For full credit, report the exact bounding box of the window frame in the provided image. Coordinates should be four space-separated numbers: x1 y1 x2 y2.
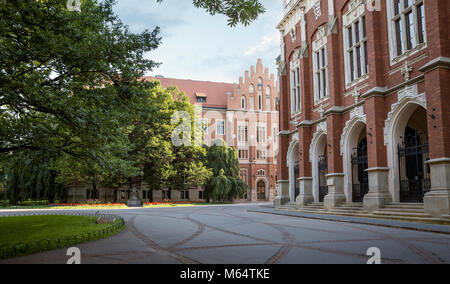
386 0 427 65
216 119 225 136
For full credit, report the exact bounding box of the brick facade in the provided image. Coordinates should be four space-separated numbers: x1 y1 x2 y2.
276 0 450 217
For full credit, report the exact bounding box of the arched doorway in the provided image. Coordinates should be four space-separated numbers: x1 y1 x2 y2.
288 140 300 202
257 180 267 201
351 134 369 202
398 110 430 203
318 142 328 202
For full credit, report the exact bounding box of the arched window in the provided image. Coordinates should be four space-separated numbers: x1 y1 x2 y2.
249 84 255 94
266 86 271 111
258 92 263 110
241 96 246 109
257 170 266 176
257 78 263 90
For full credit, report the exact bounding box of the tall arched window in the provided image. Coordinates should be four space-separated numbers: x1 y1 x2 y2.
266 86 271 111
241 96 246 109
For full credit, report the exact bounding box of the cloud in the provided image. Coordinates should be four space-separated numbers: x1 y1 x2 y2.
244 32 279 56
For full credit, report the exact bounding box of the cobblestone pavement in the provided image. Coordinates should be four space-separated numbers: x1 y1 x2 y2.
1 204 449 264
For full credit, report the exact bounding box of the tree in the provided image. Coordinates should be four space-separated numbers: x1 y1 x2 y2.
0 0 263 200
0 0 161 160
204 143 248 202
157 0 265 27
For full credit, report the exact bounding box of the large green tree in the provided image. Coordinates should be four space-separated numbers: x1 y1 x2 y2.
0 0 264 200
204 143 248 202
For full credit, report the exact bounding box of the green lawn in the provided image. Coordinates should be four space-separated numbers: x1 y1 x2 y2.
0 215 125 258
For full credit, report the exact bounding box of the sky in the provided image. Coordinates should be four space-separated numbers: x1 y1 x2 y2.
113 0 283 83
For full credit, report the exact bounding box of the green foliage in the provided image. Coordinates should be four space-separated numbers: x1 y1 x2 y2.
157 0 265 27
0 0 260 199
204 143 248 202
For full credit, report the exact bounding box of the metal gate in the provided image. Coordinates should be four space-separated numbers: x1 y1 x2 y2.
351 139 369 202
318 155 328 202
398 128 431 203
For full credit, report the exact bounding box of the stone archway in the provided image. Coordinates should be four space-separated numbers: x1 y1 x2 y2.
341 109 367 203
287 137 299 203
310 122 328 202
384 85 427 203
257 179 268 201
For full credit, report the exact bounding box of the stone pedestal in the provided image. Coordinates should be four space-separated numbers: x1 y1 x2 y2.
363 168 392 213
127 198 142 207
296 177 314 208
275 180 290 208
127 187 142 207
324 173 346 210
424 159 450 218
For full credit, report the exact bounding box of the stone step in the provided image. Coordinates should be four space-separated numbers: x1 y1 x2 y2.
334 206 365 211
340 203 364 207
442 215 450 220
378 208 426 214
373 211 432 218
385 203 424 209
329 209 369 215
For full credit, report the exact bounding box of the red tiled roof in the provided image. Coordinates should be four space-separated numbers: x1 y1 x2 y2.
143 77 234 109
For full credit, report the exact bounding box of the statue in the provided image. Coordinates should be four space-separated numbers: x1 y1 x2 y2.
127 186 142 207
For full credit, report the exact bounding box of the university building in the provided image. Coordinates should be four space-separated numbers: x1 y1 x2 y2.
146 59 279 203
275 0 450 218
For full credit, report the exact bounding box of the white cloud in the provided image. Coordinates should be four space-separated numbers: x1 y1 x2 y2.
244 31 279 56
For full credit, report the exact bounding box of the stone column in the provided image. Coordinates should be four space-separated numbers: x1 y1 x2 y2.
324 173 346 210
420 56 450 217
362 93 391 211
296 177 314 208
424 159 450 218
363 168 392 213
275 180 290 207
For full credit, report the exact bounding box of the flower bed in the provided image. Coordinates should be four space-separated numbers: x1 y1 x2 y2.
143 201 208 208
49 203 128 209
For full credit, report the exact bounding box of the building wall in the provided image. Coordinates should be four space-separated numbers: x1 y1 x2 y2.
276 0 450 216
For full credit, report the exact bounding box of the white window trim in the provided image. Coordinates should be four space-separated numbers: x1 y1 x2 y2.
237 121 248 146
312 26 329 103
386 0 427 66
343 1 369 88
216 120 225 136
290 58 301 115
256 123 267 145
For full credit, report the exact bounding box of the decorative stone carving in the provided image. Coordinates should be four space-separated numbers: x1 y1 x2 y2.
310 121 327 162
341 107 366 155
352 88 360 104
384 84 426 145
313 25 327 51
343 0 365 26
400 62 413 81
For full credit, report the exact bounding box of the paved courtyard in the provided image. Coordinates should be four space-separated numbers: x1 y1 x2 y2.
1 204 449 264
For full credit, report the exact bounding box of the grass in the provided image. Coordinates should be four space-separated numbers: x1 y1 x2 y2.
0 215 125 258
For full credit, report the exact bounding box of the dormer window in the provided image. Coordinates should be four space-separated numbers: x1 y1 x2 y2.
196 92 207 103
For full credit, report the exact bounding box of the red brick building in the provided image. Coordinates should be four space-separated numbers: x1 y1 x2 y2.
148 59 279 202
275 0 450 218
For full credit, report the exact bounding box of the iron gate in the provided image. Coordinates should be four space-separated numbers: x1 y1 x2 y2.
398 128 431 203
351 139 369 202
318 155 328 202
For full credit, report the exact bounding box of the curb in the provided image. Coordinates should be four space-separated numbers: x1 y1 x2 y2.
248 207 450 235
